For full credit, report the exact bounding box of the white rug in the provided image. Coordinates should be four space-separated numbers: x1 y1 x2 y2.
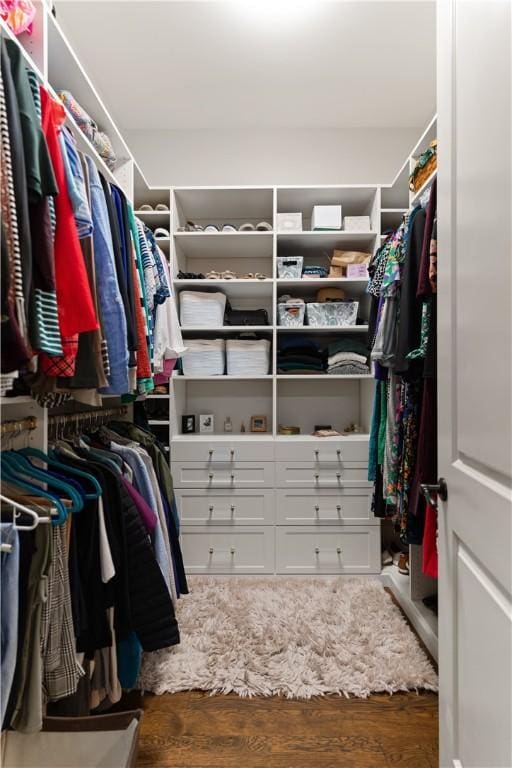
139 576 438 699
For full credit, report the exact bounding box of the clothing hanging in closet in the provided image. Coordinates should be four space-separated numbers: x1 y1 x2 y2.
367 180 438 577
1 418 187 734
0 38 186 403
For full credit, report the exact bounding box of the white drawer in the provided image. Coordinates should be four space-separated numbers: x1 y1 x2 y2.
181 526 274 574
276 488 377 525
275 438 369 464
172 461 275 488
171 440 274 463
276 526 380 574
176 489 275 526
276 462 369 488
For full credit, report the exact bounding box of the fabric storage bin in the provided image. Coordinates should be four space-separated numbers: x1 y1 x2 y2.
311 205 342 230
277 257 303 278
182 339 225 376
226 339 271 376
344 216 371 231
180 291 226 327
278 301 305 327
306 301 359 327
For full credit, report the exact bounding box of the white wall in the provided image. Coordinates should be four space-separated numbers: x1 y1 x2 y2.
124 126 421 188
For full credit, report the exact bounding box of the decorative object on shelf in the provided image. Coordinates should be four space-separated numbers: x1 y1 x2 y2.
302 265 329 279
314 424 332 431
58 91 117 170
199 414 214 434
182 414 196 434
330 250 371 277
313 428 342 437
277 256 303 278
346 263 369 278
343 215 371 231
250 415 267 433
223 416 233 433
276 213 302 233
311 205 342 231
306 300 359 327
278 425 300 435
409 140 437 192
315 287 346 303
240 422 246 433
343 422 364 434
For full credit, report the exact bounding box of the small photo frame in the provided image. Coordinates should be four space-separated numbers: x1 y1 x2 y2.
182 414 196 434
199 414 215 434
250 415 267 433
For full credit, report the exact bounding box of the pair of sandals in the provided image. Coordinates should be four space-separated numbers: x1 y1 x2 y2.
138 203 169 212
206 270 267 280
178 221 272 233
153 227 170 239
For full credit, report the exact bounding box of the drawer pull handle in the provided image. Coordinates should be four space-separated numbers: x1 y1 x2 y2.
314 505 320 513
209 505 214 513
230 449 235 459
314 473 319 480
336 547 342 555
208 473 214 480
230 505 236 513
230 547 236 555
315 546 320 554
230 473 235 481
208 450 213 459
209 547 214 554
336 449 341 458
336 473 341 480
336 505 341 512
314 450 319 458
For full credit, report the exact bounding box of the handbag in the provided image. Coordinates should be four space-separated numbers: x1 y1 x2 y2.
224 306 269 326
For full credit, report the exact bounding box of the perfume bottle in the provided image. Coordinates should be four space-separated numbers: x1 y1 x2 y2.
240 421 246 433
224 416 233 433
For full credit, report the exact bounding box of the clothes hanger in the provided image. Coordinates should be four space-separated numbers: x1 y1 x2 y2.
0 493 52 530
1 452 83 514
0 467 68 525
19 445 103 500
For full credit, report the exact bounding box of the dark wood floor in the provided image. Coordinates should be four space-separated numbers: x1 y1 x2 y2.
136 690 438 768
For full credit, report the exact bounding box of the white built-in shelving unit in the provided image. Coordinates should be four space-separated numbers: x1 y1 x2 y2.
0 3 437 656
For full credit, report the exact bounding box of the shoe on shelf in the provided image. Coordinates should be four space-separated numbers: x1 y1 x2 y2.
382 549 393 567
397 553 410 575
239 222 255 232
155 203 169 211
255 221 272 231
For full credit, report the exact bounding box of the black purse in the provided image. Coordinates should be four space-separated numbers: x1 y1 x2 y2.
224 304 269 326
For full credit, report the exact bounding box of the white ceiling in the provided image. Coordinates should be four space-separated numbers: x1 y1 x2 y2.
56 0 436 132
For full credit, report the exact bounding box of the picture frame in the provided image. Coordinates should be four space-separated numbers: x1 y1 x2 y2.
182 414 196 434
199 414 214 434
250 415 267 433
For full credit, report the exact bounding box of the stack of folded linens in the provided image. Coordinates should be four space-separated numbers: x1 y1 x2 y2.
327 338 370 375
277 337 325 374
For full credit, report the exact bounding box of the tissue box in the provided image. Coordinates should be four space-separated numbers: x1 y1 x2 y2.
277 213 302 233
311 205 342 231
346 263 369 278
344 215 371 231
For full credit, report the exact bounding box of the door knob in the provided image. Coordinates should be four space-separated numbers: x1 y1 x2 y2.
421 478 448 509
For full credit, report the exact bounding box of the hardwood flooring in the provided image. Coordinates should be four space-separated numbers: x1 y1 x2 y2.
136 690 439 768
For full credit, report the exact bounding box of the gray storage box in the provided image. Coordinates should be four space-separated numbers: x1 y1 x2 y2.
278 302 305 327
306 300 359 327
277 256 303 279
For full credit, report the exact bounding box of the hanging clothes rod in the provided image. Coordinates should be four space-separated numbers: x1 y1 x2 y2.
0 417 38 437
47 405 129 434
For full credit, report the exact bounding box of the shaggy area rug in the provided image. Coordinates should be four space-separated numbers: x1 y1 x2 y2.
138 576 438 699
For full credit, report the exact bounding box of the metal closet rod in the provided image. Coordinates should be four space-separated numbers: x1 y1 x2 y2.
0 417 38 437
47 405 129 431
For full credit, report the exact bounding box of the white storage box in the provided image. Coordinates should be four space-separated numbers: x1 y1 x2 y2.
180 291 226 328
277 301 305 327
226 339 271 376
311 205 342 231
277 256 303 278
182 339 225 376
277 213 303 233
344 216 371 231
306 300 359 327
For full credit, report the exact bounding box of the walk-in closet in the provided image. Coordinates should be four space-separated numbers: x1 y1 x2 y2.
1 2 510 767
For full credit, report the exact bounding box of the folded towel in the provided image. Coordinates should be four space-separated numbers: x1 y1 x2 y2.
328 351 368 367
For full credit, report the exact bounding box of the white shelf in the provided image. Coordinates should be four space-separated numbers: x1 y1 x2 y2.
277 325 369 333
275 433 370 442
134 210 170 227
174 376 273 381
381 565 438 661
174 231 271 237
174 232 273 260
180 326 271 333
172 433 272 442
277 232 377 252
174 279 272 299
276 375 373 380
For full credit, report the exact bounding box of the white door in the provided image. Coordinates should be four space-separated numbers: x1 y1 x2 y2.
437 1 512 766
